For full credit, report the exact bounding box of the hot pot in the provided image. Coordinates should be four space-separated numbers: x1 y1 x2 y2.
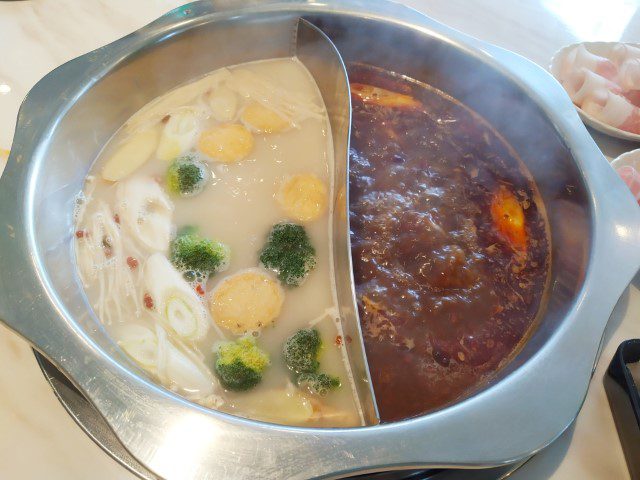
1 1 639 479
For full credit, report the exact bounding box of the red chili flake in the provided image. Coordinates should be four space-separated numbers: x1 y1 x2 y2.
113 213 120 224
143 293 154 309
161 114 171 124
335 335 343 346
75 230 86 238
346 335 353 344
126 256 139 270
104 247 113 259
195 284 205 296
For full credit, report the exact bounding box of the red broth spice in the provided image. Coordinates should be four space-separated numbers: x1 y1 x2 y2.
348 65 550 422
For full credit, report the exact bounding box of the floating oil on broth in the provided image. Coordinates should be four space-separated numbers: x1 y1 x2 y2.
348 64 550 422
74 58 362 427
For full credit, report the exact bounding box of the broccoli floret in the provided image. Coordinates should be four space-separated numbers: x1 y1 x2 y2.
282 328 321 374
170 233 230 276
297 372 341 396
259 222 316 287
166 154 208 197
283 329 341 397
214 337 270 391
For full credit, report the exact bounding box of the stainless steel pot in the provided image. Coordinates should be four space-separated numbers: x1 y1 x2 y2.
1 1 639 479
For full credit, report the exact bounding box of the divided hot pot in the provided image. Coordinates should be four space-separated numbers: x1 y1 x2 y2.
1 1 640 478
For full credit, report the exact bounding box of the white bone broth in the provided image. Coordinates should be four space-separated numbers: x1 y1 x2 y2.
74 58 362 427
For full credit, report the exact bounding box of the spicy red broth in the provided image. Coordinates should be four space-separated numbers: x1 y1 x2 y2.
348 65 550 422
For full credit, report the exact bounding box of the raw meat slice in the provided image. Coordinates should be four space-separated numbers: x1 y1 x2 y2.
612 44 640 65
561 45 618 81
564 68 620 105
619 59 640 91
624 90 640 108
582 92 640 134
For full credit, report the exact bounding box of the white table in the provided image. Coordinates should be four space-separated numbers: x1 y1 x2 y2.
0 1 638 478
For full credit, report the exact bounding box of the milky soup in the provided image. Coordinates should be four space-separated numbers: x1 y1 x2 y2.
74 58 363 427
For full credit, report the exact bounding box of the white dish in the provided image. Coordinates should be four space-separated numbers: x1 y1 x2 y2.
611 148 640 169
549 41 640 142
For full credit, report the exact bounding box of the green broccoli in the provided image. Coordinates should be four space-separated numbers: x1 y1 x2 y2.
282 328 321 375
170 233 230 276
282 329 341 396
259 222 316 287
296 372 341 396
166 154 208 197
214 337 270 391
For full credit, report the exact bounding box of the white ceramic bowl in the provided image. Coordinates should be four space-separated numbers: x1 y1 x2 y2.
549 41 640 142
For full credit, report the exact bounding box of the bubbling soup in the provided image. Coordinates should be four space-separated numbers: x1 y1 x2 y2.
74 58 363 427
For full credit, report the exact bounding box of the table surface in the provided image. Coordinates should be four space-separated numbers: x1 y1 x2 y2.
1 1 639 479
